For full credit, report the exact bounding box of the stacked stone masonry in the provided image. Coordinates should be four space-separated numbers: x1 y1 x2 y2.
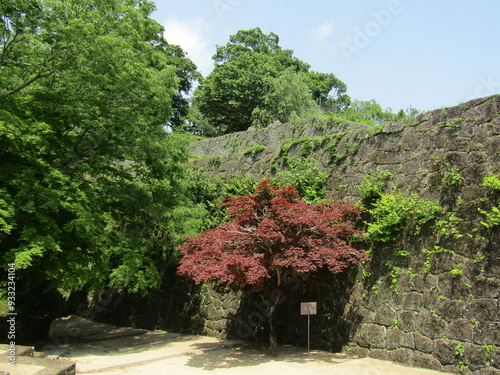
189 95 500 375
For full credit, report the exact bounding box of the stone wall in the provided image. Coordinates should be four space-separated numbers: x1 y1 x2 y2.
189 95 500 375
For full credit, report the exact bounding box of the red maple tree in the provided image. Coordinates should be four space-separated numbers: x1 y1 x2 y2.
177 180 366 348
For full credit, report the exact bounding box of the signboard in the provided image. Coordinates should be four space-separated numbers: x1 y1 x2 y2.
300 302 317 315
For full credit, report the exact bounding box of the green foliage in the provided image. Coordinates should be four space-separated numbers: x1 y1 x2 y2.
359 169 393 204
478 173 500 228
441 164 464 186
251 68 320 127
434 211 463 239
479 206 500 228
243 144 266 156
451 268 463 277
332 99 418 125
483 173 500 190
366 190 442 242
188 170 258 231
191 27 348 135
272 156 327 203
0 0 204 303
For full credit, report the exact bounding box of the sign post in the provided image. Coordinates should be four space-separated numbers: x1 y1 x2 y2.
300 302 317 354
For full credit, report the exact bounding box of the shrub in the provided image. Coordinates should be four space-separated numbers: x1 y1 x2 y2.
366 190 442 242
273 156 327 203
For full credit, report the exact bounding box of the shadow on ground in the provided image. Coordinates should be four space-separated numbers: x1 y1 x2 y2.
185 341 348 371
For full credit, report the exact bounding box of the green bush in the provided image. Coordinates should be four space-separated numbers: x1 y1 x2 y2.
441 164 464 186
359 169 393 203
366 190 442 242
243 144 266 156
483 173 500 190
479 173 500 228
273 156 327 204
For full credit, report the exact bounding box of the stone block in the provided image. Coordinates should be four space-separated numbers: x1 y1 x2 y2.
353 324 387 349
412 351 444 372
403 292 424 311
446 319 474 342
438 272 473 300
474 322 500 346
416 310 448 339
434 338 457 366
388 347 414 366
413 274 438 293
423 289 442 310
464 342 489 371
436 299 465 321
348 346 370 358
472 278 500 299
414 332 435 353
398 311 418 333
373 303 397 326
386 328 415 350
369 348 390 361
465 300 500 322
473 367 500 375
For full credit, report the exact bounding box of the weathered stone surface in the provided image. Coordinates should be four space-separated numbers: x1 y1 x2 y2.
464 343 489 371
353 324 387 349
386 328 415 350
403 292 425 311
446 319 474 342
412 351 444 372
464 300 500 322
398 311 418 333
388 347 414 366
439 272 474 300
372 303 397 326
492 347 500 370
423 290 442 310
474 322 500 345
416 310 448 339
414 332 435 353
434 338 457 366
437 299 465 322
348 346 370 358
472 278 500 299
474 367 500 375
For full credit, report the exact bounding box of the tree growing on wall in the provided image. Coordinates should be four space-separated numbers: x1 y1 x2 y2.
177 180 367 348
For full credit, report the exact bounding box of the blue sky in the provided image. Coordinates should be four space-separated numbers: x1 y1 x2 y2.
152 0 500 113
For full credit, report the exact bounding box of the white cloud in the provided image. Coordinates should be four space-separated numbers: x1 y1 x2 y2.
163 17 214 75
310 22 337 42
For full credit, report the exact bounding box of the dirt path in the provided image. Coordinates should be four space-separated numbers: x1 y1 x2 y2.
45 316 453 375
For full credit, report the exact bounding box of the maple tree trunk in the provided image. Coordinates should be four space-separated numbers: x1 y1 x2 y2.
266 296 281 350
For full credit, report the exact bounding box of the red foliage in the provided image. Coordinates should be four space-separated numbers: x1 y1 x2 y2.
177 180 367 291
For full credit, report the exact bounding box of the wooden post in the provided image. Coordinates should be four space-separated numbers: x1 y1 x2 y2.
300 302 317 355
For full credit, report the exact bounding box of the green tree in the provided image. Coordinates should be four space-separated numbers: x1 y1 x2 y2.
191 27 349 135
0 0 202 341
251 69 320 127
193 50 282 134
308 71 350 112
164 44 202 130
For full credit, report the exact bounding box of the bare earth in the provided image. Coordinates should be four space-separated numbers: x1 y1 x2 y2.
44 316 453 375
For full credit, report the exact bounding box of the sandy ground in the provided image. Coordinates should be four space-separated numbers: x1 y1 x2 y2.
44 316 453 375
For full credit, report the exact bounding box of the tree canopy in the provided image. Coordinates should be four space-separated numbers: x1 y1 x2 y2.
190 28 349 135
0 0 203 319
178 180 366 347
